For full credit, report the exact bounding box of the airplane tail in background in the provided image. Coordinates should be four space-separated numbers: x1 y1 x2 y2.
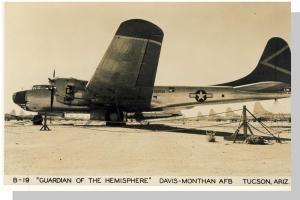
253 102 273 115
218 37 291 87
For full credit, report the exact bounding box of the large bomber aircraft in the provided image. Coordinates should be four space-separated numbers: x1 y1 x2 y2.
12 19 291 127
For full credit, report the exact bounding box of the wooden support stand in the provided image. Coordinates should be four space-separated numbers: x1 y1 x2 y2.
230 105 282 143
231 105 254 142
40 114 51 131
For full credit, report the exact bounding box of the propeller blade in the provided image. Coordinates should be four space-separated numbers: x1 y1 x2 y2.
49 69 56 112
50 87 55 112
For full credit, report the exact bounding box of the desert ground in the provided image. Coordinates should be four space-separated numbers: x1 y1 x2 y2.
4 119 291 176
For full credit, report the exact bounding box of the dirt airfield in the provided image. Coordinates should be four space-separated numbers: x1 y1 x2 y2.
4 119 291 176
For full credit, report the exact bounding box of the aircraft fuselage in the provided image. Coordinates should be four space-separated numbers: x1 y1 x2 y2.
13 83 290 115
11 20 291 124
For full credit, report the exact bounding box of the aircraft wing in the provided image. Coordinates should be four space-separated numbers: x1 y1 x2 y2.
86 19 163 111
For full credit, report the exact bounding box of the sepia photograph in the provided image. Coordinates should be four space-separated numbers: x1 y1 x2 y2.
4 2 291 188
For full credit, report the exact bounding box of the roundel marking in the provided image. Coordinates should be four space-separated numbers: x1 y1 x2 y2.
195 89 207 103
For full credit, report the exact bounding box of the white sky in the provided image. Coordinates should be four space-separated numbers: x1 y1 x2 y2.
4 2 291 114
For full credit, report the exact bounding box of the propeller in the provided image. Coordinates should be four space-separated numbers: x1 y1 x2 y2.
50 86 55 112
48 69 55 83
48 69 56 112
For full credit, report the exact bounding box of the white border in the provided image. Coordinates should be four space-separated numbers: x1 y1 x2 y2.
0 0 298 196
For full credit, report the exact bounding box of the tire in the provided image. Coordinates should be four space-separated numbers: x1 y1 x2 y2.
32 114 43 125
106 121 126 127
105 110 125 126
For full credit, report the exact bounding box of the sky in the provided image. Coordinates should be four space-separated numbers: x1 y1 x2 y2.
4 2 291 115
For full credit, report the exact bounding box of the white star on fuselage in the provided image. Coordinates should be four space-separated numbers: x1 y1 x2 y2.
196 91 206 100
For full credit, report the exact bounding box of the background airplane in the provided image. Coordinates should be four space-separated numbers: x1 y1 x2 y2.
207 109 225 122
12 19 291 126
252 102 291 122
224 107 241 122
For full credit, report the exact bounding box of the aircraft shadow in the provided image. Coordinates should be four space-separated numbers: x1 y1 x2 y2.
123 123 291 142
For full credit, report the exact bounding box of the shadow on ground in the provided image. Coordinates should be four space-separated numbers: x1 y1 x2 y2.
121 123 290 142
8 120 289 142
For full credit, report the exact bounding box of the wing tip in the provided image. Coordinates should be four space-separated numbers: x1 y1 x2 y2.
116 19 164 43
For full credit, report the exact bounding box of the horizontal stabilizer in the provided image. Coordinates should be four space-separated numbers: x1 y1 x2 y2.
233 81 290 92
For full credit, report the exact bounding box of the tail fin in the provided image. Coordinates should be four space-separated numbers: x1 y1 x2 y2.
253 102 272 115
225 107 239 117
87 19 163 91
86 19 163 110
218 37 291 87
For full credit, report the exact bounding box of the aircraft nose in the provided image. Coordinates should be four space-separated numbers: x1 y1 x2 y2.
12 91 27 105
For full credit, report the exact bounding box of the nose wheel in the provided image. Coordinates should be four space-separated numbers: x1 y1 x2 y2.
40 114 51 131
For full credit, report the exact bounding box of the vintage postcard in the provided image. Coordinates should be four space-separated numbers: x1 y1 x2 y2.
4 2 291 189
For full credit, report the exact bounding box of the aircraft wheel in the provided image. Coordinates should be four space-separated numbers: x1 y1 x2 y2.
109 112 119 122
32 114 43 125
106 111 124 121
105 111 125 126
106 121 126 126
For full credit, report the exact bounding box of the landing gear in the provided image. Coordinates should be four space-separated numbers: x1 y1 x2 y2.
40 114 51 131
32 114 43 125
105 111 126 126
133 112 144 122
